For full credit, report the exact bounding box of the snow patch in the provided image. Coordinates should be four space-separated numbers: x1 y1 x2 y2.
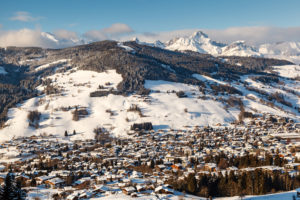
161 64 175 73
117 42 135 52
192 73 226 85
272 65 300 78
35 59 70 71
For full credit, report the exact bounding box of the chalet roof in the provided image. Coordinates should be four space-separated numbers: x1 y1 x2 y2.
47 177 64 185
74 177 91 185
123 186 135 192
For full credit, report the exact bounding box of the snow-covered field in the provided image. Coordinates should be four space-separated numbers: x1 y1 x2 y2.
272 64 300 78
0 69 238 142
25 188 299 200
96 190 298 200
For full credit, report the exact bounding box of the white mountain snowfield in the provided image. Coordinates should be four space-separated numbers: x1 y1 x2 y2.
259 41 300 64
165 31 224 55
221 40 262 57
164 32 262 57
154 31 300 64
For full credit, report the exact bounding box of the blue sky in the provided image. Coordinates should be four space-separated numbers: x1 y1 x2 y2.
1 0 300 47
1 0 300 33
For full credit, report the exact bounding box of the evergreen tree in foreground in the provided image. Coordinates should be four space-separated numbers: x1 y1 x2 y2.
0 172 25 200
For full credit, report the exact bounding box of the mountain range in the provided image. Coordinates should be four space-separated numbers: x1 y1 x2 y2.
38 31 300 64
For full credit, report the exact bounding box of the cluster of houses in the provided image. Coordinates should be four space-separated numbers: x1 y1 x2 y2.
0 114 299 199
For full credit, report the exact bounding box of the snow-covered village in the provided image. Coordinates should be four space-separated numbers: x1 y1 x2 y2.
0 113 299 199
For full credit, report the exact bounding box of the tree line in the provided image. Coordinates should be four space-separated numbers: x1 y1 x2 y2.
168 169 299 198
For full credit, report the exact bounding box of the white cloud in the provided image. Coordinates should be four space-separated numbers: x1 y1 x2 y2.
10 11 40 22
101 23 133 34
122 26 300 46
53 29 78 40
120 29 198 43
0 29 59 48
84 23 134 41
203 26 300 46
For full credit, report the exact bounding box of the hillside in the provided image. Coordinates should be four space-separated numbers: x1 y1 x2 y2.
0 40 299 141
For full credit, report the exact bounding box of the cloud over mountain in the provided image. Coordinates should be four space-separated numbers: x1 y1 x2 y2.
203 26 300 46
0 29 59 48
0 25 300 52
120 26 300 46
84 23 134 41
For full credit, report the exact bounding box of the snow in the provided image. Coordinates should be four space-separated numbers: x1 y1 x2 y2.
135 31 300 61
0 58 299 142
192 73 226 85
165 31 224 55
161 64 175 73
117 42 135 52
221 41 261 57
0 69 122 141
259 42 300 64
144 80 236 128
158 31 261 57
0 66 7 75
35 59 70 71
90 192 204 200
228 74 299 121
41 32 59 43
272 64 300 78
0 69 237 142
88 189 300 200
216 190 298 200
26 188 61 200
23 187 300 200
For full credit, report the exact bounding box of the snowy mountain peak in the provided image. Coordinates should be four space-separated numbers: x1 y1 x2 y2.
164 30 223 55
190 31 209 40
129 32 300 63
232 40 246 44
41 32 59 44
221 40 261 57
40 32 86 48
131 37 140 43
161 31 263 57
153 40 165 48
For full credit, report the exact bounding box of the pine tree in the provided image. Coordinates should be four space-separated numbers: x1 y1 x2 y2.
0 172 23 200
31 178 36 187
150 159 155 169
186 174 197 194
1 173 14 200
64 130 68 137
